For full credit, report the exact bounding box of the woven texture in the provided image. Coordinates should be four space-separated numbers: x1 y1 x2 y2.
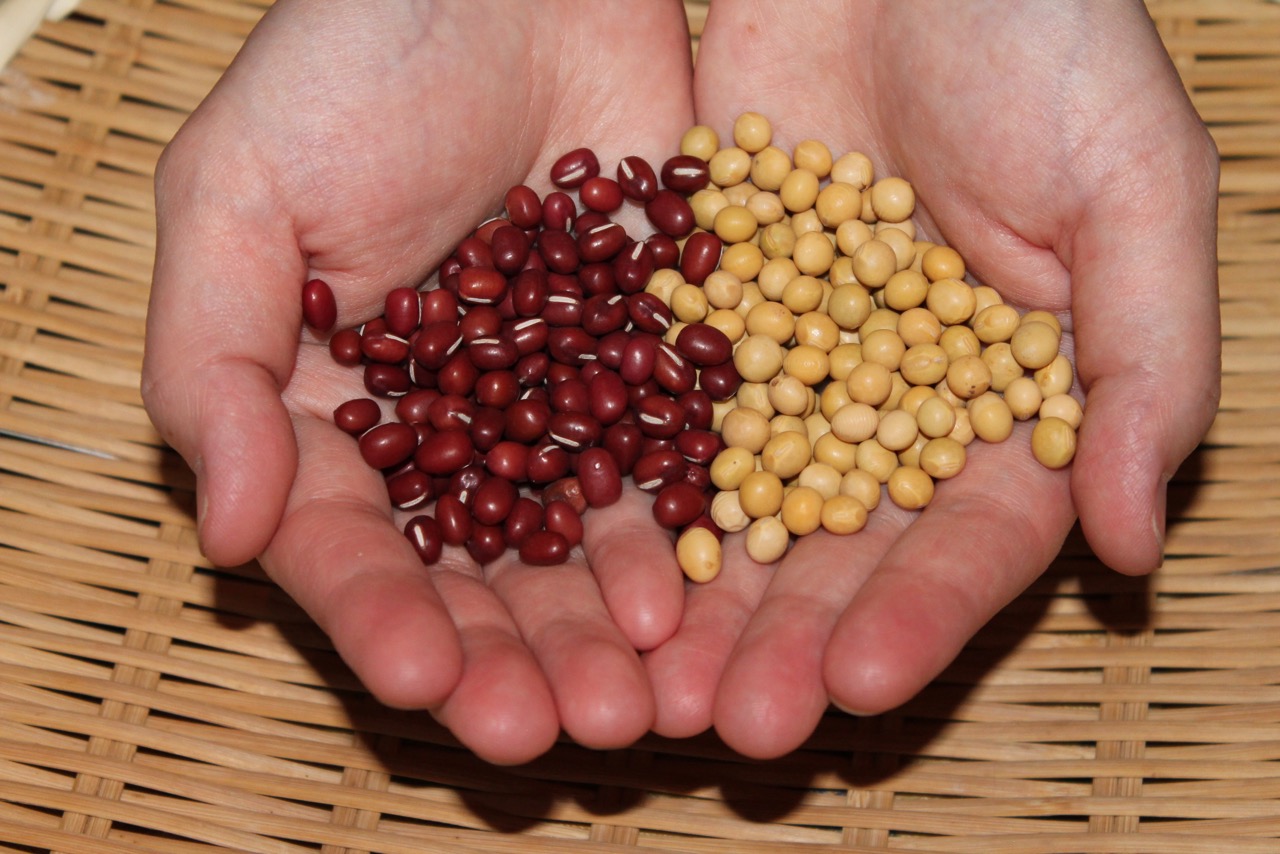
0 1 1277 851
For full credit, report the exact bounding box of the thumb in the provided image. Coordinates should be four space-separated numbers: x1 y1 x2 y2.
143 130 304 567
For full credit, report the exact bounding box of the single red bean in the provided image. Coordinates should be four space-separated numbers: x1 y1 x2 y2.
435 351 479 397
436 494 472 546
577 222 627 263
542 293 584 327
457 267 507 304
508 317 549 357
626 383 660 415
684 463 711 491
358 422 419 470
632 449 687 493
519 529 571 566
404 515 444 565
644 189 695 237
677 389 714 430
679 231 723 285
334 398 381 436
505 184 542 229
395 388 440 424
675 428 724 465
635 394 686 439
491 225 531 276
581 294 629 337
542 475 587 513
550 377 591 414
602 421 644 476
448 463 488 506
696 359 743 401
642 437 676 456
459 305 502 341
613 240 655 294
547 328 597 366
595 330 630 370
505 398 552 443
653 481 707 529
676 322 733 366
538 230 580 274
383 287 421 337
361 330 411 365
469 406 506 452
545 361 578 385
471 476 518 526
580 176 623 213
619 336 657 386
541 191 577 231
577 262 616 298
516 351 550 387
302 278 337 332
574 210 610 237
527 442 572 484
329 328 362 366
485 440 530 482
475 370 520 408
512 268 549 317
653 343 696 395
413 428 474 475
543 499 584 547
627 292 673 333
455 235 493 269
387 468 434 511
588 368 628 426
426 392 476 432
547 411 602 451
646 233 680 269
364 363 411 398
660 154 711 193
408 360 437 390
617 155 658 202
420 288 460 325
468 337 519 371
413 320 463 370
504 497 545 548
576 447 623 508
467 524 507 565
550 147 600 188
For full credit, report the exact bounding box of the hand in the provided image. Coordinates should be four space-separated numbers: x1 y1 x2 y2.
644 0 1220 757
142 0 700 764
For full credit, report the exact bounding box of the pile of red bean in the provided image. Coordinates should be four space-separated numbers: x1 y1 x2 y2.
303 147 740 567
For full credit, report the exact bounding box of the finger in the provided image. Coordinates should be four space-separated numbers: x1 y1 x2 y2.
143 125 307 567
485 555 655 751
262 413 463 710
643 535 772 739
1069 114 1220 574
710 506 914 759
582 489 685 651
425 567 561 765
823 424 1076 716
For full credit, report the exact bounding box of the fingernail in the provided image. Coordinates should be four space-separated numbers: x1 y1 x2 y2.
830 697 874 717
1152 473 1169 559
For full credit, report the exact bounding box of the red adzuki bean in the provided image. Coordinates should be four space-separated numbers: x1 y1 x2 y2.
302 278 337 332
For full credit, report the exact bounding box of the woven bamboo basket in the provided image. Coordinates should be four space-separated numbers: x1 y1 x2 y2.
0 1 1277 851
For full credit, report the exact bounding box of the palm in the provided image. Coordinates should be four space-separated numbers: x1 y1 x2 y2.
145 0 699 763
643 0 1218 757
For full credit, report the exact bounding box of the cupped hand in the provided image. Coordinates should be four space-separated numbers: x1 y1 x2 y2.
645 0 1220 757
141 0 698 763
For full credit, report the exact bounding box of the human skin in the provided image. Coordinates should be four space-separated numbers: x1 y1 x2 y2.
644 0 1220 758
143 0 1219 764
